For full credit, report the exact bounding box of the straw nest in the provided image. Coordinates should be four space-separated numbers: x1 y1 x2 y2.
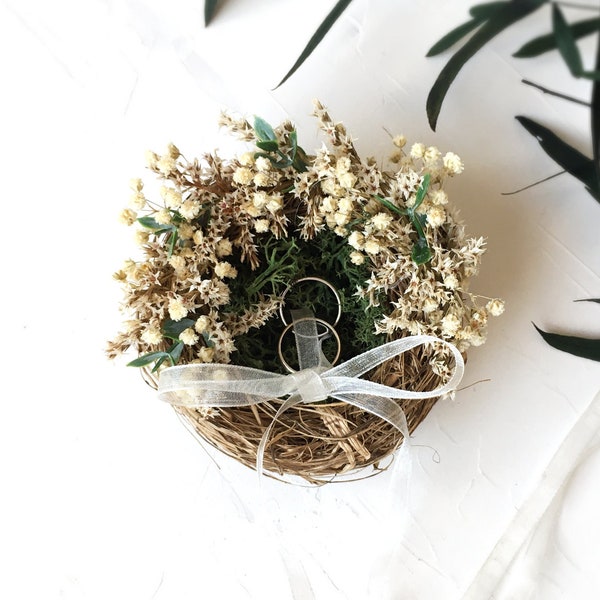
148 344 449 485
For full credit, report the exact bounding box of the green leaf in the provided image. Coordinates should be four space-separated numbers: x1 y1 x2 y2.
516 116 600 200
469 1 509 19
204 0 219 26
275 0 354 89
254 116 277 142
426 0 547 131
513 17 600 58
552 4 584 77
414 173 431 209
137 216 173 233
162 318 195 340
373 194 407 216
534 324 600 362
256 140 279 152
575 298 600 304
411 239 433 265
592 30 600 186
169 341 185 364
127 351 172 368
427 18 483 57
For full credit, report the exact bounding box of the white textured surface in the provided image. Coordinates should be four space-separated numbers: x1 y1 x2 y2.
1 1 599 598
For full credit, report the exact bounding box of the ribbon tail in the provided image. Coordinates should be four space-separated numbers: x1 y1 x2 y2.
256 393 303 480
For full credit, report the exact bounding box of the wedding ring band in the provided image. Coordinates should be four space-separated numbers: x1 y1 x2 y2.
279 276 342 327
277 317 342 373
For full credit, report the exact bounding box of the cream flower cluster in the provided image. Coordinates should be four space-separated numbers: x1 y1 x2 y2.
108 101 503 376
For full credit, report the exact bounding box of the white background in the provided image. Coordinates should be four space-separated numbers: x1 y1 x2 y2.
1 1 599 598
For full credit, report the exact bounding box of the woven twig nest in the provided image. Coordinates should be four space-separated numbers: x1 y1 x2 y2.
108 101 503 483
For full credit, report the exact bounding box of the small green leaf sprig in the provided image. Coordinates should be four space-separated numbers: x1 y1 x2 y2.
375 173 433 265
253 116 309 172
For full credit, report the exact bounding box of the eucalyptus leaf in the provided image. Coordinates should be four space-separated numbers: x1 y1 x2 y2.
552 4 584 76
169 341 185 364
414 173 431 208
513 17 600 58
137 216 173 232
254 116 277 142
275 0 353 89
256 140 279 152
534 324 600 362
204 0 219 26
162 318 196 340
127 351 171 368
426 0 546 131
411 239 433 265
516 116 600 200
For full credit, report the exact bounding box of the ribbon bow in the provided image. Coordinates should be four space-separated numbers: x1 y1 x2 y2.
158 323 465 477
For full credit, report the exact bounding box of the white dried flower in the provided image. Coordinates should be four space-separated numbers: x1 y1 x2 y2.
233 167 254 185
195 315 211 333
239 152 255 166
255 156 271 172
348 231 364 250
119 208 137 226
350 251 365 265
441 313 461 337
129 178 144 192
338 171 357 189
180 328 199 346
443 152 464 175
254 219 270 233
168 297 188 321
141 327 162 345
129 192 146 210
410 143 426 159
427 206 446 228
214 262 237 279
486 298 505 317
253 172 271 187
216 239 233 257
431 189 448 205
424 146 441 163
393 135 406 148
145 150 159 169
179 201 201 220
155 209 171 225
167 143 180 159
198 347 215 363
157 154 177 176
364 238 382 255
444 274 460 290
371 212 393 230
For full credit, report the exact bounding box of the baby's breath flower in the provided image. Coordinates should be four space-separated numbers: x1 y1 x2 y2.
113 269 127 282
253 191 268 209
338 197 354 214
266 194 283 214
129 178 144 192
161 187 182 209
155 209 172 225
334 225 347 236
129 192 146 210
178 223 194 240
321 178 343 197
393 135 406 148
410 143 426 159
322 196 337 213
214 261 237 279
180 327 199 346
431 189 448 205
198 346 215 363
443 274 459 290
348 231 364 250
169 255 186 272
254 219 270 233
255 156 271 172
239 152 255 166
424 146 441 163
233 166 253 185
179 200 201 220
193 230 204 245
349 251 365 265
335 156 351 174
168 297 188 321
427 206 446 228
441 313 461 337
253 172 270 187
371 212 393 231
334 211 351 226
195 315 211 333
423 297 438 313
134 230 149 246
157 154 177 176
338 171 357 189
119 208 137 226
443 152 464 175
216 239 233 257
141 327 162 345
167 143 180 159
145 150 159 169
486 298 505 317
364 238 382 255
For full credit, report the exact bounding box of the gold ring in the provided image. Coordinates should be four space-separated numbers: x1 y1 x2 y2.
279 276 342 327
277 317 342 373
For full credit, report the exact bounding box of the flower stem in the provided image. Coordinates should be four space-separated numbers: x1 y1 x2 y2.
522 79 590 106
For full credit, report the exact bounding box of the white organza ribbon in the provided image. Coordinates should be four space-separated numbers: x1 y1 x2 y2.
158 330 464 476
